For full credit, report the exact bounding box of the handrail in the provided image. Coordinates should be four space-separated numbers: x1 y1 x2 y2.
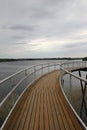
0 65 35 84
0 61 63 129
0 60 87 129
0 62 59 102
60 67 87 83
60 61 87 130
59 76 87 130
0 62 60 117
0 62 59 84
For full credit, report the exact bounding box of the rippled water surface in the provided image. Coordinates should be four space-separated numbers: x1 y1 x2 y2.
63 70 87 125
0 60 61 81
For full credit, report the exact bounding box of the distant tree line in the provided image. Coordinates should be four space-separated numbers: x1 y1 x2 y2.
0 57 82 62
82 57 87 61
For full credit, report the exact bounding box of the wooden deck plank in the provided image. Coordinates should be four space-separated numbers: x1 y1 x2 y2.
56 89 75 130
55 77 83 130
53 89 70 130
49 78 66 130
33 92 40 130
3 90 29 130
58 86 83 130
47 72 67 130
28 89 38 130
50 88 68 130
16 90 34 130
46 89 55 130
23 89 36 130
2 71 84 130
44 88 50 130
39 91 44 130
48 89 60 130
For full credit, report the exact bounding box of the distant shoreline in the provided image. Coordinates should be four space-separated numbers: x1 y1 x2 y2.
0 58 82 62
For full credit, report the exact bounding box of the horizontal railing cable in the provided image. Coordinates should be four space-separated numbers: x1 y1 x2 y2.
0 60 87 129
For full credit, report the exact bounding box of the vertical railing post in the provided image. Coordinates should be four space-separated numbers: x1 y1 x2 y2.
80 74 87 117
34 65 36 80
76 61 78 68
54 63 55 71
63 63 65 69
82 62 83 67
60 68 64 88
73 61 74 68
25 69 27 77
12 92 15 106
85 61 86 67
69 74 72 103
10 77 15 106
48 63 50 73
65 63 66 69
68 63 69 69
41 64 43 76
79 61 81 67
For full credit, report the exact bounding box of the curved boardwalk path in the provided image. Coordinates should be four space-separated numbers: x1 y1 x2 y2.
3 71 84 130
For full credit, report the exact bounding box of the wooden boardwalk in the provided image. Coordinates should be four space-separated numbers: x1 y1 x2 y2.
3 71 84 130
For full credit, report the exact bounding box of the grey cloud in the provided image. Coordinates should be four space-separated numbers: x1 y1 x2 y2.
9 25 35 31
0 24 35 34
12 36 25 40
63 42 87 49
62 44 75 49
15 42 28 45
0 0 87 58
28 0 70 20
0 25 8 29
29 43 40 46
31 8 51 19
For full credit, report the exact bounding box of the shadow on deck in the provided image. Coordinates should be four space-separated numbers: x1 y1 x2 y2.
2 71 84 130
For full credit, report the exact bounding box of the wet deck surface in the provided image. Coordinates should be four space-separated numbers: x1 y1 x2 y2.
3 71 83 130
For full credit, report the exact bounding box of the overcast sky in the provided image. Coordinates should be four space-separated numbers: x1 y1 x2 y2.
0 0 87 58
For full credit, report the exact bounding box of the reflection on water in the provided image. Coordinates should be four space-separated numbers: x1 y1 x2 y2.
63 70 87 125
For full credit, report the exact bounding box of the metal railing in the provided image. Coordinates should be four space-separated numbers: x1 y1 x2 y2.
60 61 87 129
0 62 60 128
0 60 87 129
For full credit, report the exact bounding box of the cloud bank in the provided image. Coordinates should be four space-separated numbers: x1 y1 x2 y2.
0 0 87 58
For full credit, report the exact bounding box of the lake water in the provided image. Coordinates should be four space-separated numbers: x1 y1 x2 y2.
0 60 61 81
63 71 87 126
